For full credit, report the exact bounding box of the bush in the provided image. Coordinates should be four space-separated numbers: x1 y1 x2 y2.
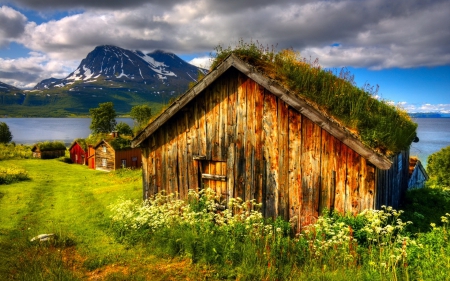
34 141 66 151
0 166 29 184
0 143 32 160
427 145 450 188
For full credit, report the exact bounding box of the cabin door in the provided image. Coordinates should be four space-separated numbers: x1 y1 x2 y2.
198 160 227 202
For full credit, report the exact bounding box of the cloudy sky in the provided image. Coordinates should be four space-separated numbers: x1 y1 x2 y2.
0 0 449 112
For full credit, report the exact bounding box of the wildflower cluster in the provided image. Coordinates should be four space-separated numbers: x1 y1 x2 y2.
109 188 266 239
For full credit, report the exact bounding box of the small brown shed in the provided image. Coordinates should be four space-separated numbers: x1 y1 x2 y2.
132 54 411 228
31 142 66 159
94 139 142 172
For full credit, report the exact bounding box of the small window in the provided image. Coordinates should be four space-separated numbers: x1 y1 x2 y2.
102 145 107 153
102 158 107 167
121 159 126 168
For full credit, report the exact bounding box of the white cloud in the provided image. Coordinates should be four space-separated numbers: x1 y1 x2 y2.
188 56 211 69
0 0 449 87
399 102 450 113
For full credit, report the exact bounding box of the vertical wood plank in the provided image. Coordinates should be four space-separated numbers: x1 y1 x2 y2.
278 99 289 220
288 108 302 231
155 130 163 194
198 90 207 158
263 92 279 218
347 149 361 215
141 146 149 200
235 73 247 200
205 88 213 161
186 105 198 191
220 75 228 161
176 112 188 199
245 79 255 201
254 84 265 204
319 130 331 215
227 144 235 204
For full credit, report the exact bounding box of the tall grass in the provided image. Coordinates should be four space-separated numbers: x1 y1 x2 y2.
211 40 417 155
0 143 32 160
109 189 450 280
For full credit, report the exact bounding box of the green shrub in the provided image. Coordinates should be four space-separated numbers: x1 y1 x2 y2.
0 143 33 160
427 145 450 188
34 140 66 151
0 166 29 184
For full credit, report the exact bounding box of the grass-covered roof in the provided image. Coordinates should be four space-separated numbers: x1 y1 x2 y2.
86 133 133 151
32 141 66 151
211 41 417 155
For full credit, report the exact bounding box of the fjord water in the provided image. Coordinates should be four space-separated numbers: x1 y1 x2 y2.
0 118 134 145
410 118 450 166
0 117 449 165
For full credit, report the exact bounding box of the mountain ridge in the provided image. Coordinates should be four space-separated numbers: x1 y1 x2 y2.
0 45 207 117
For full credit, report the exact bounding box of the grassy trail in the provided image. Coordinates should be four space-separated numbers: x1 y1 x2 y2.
0 159 212 280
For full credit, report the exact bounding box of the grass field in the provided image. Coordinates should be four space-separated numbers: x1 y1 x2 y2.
2 158 450 280
0 159 214 280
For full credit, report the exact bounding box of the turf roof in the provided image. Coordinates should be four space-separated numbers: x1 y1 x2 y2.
211 41 417 155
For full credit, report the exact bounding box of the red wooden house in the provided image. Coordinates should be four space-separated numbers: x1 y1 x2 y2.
68 139 88 165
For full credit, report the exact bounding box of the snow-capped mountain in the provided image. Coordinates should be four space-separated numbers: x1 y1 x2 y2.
0 81 21 93
33 45 206 96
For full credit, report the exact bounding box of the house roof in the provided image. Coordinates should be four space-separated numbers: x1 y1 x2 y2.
68 139 87 151
132 54 393 170
409 156 429 180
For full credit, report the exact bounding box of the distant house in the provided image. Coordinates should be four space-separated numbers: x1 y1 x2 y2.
408 157 428 189
68 139 88 165
31 141 66 159
132 54 415 229
93 138 142 172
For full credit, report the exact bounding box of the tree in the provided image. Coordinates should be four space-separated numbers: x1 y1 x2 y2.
130 105 152 128
89 102 117 134
115 122 133 136
427 145 450 188
0 122 13 143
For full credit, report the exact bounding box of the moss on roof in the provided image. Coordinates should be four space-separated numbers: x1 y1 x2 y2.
86 133 133 151
211 41 417 155
33 141 66 151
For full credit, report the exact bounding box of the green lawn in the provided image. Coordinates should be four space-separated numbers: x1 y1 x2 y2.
0 159 213 280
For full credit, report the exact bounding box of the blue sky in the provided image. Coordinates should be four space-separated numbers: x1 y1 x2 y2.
0 0 449 112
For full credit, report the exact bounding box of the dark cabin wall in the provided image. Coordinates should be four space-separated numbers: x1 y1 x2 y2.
375 150 409 209
141 68 401 227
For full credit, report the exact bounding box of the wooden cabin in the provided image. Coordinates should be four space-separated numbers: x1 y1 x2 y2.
132 54 411 228
68 140 88 165
31 144 66 159
94 139 142 172
408 157 428 189
87 145 96 169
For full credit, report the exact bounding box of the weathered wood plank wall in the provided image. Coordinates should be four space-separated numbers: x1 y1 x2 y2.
141 68 406 228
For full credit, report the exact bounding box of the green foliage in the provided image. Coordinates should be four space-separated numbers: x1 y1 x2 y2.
33 141 66 151
130 104 152 128
401 187 450 233
0 143 32 160
427 145 450 188
0 166 29 184
0 122 12 144
109 136 132 150
211 40 417 154
89 102 117 134
115 121 133 136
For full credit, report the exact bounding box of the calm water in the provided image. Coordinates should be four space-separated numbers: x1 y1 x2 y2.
0 118 134 145
410 118 450 166
0 117 449 165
